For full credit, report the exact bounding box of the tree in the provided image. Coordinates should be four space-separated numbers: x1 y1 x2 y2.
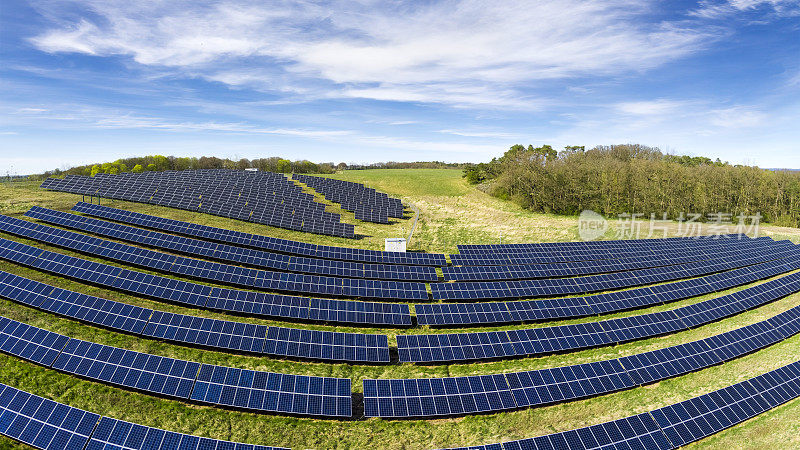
276 159 292 173
146 163 157 171
90 165 101 177
109 167 120 175
131 164 144 173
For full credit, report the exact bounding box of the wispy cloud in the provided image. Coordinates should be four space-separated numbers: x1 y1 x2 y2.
27 0 723 109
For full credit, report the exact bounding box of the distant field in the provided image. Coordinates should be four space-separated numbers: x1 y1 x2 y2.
0 169 798 449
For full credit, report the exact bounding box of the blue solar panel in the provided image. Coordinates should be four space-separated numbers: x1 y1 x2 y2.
0 235 412 327
443 238 783 280
1 315 353 418
0 383 100 450
85 416 288 450
41 169 354 238
25 206 437 282
369 302 800 418
71 201 446 266
0 214 428 301
417 255 800 326
0 269 391 364
401 270 800 363
432 243 798 301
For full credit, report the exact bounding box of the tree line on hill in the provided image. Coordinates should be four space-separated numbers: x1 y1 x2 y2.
463 144 800 226
32 155 465 180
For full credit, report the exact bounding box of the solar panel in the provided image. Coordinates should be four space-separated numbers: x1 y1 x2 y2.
443 238 784 281
438 359 800 449
0 214 428 301
417 254 800 326
294 174 404 223
0 236 412 327
71 202 447 266
368 301 800 417
40 169 355 238
432 243 799 301
1 315 354 418
0 269 392 364
85 416 287 450
0 383 100 450
25 206 438 282
400 270 800 363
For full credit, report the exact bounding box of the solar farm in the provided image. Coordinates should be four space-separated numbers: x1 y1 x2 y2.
1 168 799 450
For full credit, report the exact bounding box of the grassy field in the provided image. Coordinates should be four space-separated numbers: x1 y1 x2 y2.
0 169 798 449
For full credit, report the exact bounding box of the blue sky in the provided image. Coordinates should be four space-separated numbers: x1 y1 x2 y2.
1 0 799 174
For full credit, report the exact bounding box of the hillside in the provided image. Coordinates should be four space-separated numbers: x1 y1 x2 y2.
0 169 798 449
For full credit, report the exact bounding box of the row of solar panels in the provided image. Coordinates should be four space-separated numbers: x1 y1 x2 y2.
12 208 777 304
1 228 797 331
450 234 751 265
32 206 772 286
443 237 779 280
403 267 800 362
4 358 800 450
25 206 438 282
72 202 447 266
367 301 800 417
417 251 800 326
0 316 352 417
0 214 429 301
9 280 782 422
294 174 404 224
0 269 390 363
456 232 745 253
0 382 287 450
438 359 800 450
41 170 356 238
432 241 797 300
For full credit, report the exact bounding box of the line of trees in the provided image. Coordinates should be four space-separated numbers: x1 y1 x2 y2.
464 144 800 227
34 156 467 180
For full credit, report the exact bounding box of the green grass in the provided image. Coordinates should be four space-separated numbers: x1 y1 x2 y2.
0 171 799 449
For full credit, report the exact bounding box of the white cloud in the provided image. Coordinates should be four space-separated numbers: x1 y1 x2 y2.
616 99 690 116
707 106 767 128
28 0 723 109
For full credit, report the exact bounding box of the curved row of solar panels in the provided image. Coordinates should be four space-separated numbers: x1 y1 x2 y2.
449 234 764 266
294 174 404 224
417 252 800 326
367 302 800 417
0 382 287 450
40 170 356 238
71 202 447 266
0 214 428 301
403 269 800 362
432 240 797 301
435 359 800 450
0 316 352 417
443 236 782 280
0 269 391 363
25 206 438 282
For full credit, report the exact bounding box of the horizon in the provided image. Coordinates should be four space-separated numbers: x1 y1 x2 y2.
2 1 799 174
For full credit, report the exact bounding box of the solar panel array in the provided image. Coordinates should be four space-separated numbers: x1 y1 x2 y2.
0 214 427 301
417 251 800 326
438 360 800 450
366 301 800 417
72 201 447 266
294 174 404 224
0 269 391 363
403 265 800 362
40 169 356 238
25 206 438 282
0 383 287 450
431 241 797 301
450 234 754 266
442 237 783 281
0 316 352 417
